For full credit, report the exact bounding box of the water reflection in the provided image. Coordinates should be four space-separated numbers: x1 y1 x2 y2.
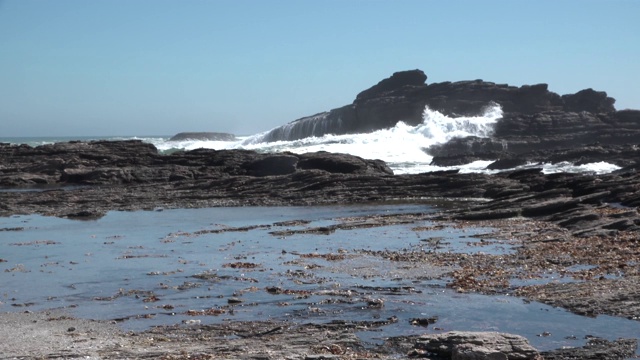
1 205 638 352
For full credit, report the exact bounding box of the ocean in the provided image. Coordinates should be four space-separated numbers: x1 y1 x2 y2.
1 105 620 175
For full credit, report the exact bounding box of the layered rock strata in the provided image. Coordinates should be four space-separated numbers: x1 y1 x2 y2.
1 140 639 240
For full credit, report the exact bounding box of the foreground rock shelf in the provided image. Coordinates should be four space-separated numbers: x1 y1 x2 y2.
1 140 639 238
1 141 639 359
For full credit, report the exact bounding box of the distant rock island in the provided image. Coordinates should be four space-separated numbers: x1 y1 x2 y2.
169 132 236 141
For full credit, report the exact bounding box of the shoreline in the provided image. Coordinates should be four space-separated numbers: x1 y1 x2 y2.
2 208 639 359
1 141 639 358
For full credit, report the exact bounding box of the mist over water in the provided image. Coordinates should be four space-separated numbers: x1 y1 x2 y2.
2 105 620 175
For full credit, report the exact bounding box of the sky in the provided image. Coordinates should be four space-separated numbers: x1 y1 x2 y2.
1 0 639 137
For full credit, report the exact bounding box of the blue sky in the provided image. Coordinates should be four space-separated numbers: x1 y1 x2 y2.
1 0 638 137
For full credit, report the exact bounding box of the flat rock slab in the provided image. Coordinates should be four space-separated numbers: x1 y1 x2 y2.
415 331 541 360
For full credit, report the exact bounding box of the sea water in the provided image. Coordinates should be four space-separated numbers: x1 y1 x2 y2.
0 105 621 175
1 205 639 353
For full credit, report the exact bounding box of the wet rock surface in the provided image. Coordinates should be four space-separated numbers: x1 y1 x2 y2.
1 139 640 359
2 311 636 359
542 338 639 360
0 309 395 359
2 141 640 239
428 110 640 168
386 331 542 359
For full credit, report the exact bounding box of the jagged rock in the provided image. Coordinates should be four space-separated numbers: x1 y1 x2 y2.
297 151 393 175
487 157 529 170
355 69 427 101
258 70 626 144
453 343 508 360
169 132 236 141
562 88 616 113
413 331 540 360
0 141 394 187
2 139 640 238
243 70 640 171
243 154 298 176
541 337 637 360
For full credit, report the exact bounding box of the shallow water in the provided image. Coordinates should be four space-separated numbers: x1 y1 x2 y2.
1 205 639 352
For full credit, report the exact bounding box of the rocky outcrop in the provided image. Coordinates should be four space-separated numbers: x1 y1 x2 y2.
259 69 622 143
541 337 638 360
0 140 392 187
2 140 640 239
387 331 637 360
417 331 541 360
386 331 541 359
562 88 616 114
169 132 236 141
429 109 640 168
438 167 640 237
254 70 640 173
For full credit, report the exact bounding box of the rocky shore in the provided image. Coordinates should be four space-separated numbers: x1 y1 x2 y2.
2 310 636 359
2 70 639 358
1 141 639 359
2 140 639 238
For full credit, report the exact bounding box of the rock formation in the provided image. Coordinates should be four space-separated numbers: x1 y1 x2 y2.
0 140 391 187
257 69 624 144
169 132 236 141
2 139 640 239
413 331 541 360
257 69 640 172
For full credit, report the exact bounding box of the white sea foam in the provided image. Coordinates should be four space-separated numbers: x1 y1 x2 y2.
540 161 621 175
3 105 622 175
151 104 506 174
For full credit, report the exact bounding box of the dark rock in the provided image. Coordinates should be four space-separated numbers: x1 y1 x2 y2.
612 109 640 127
410 331 540 359
251 70 640 172
297 151 393 175
259 70 614 143
355 69 427 102
456 208 522 221
487 157 529 170
65 210 106 219
562 88 616 113
263 69 635 147
243 155 298 176
541 337 637 360
428 137 509 166
1 136 640 239
169 132 236 141
521 197 580 217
